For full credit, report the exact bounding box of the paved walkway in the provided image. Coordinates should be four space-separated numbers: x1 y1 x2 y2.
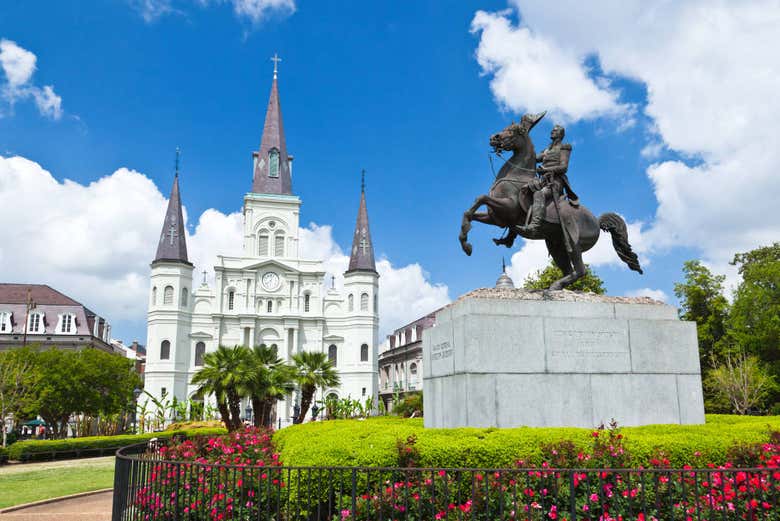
0 456 114 476
0 490 112 521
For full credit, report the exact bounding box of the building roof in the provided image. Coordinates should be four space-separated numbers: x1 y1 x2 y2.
0 283 81 306
252 74 292 195
346 173 377 274
154 173 190 265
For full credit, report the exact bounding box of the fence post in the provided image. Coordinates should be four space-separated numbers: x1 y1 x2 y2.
111 455 128 521
351 468 357 517
569 471 576 520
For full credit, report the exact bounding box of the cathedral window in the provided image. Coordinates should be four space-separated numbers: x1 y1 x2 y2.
267 300 273 313
27 312 43 334
151 286 157 305
269 148 280 178
360 343 368 362
0 312 10 333
328 344 337 367
194 341 205 366
228 290 235 311
258 233 269 256
160 340 170 360
181 288 188 307
360 293 368 311
274 233 285 257
163 285 174 305
348 294 354 312
304 293 310 312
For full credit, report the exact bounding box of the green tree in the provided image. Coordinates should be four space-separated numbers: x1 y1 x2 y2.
704 353 776 415
0 348 39 447
674 260 730 373
292 351 340 424
191 345 250 432
243 344 295 428
727 243 780 376
523 261 606 294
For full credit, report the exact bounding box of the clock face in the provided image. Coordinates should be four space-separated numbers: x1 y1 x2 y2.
261 272 280 291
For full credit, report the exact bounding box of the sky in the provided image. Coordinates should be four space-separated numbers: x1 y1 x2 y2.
1 1 779 344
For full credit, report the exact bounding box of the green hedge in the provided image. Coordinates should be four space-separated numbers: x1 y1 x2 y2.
0 446 8 465
7 427 227 462
273 415 780 468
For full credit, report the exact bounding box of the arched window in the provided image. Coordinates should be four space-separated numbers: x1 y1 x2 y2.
267 300 273 313
410 363 418 376
160 340 170 360
269 148 280 178
163 285 174 305
360 343 368 362
181 287 188 307
151 286 157 305
194 342 205 366
274 232 285 257
304 293 310 312
228 290 235 310
328 344 337 366
360 293 368 311
258 233 269 256
348 294 354 311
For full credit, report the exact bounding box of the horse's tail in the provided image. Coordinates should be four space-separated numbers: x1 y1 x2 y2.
598 212 643 274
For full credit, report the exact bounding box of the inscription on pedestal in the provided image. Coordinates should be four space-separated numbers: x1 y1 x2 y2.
431 341 453 360
545 319 630 372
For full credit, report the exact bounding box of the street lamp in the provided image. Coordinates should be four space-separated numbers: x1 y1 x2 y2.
245 405 253 425
132 387 143 433
311 403 319 421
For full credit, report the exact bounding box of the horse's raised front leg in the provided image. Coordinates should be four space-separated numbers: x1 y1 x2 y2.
459 195 490 255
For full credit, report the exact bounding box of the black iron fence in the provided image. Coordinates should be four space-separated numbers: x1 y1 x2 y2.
113 441 780 520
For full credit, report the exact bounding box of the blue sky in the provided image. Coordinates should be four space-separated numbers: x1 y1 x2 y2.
2 1 777 344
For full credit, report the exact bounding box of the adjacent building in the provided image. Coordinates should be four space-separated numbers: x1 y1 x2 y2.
143 67 380 424
378 313 435 410
0 283 115 353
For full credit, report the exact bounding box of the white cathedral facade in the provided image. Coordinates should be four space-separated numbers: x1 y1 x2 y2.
143 70 379 424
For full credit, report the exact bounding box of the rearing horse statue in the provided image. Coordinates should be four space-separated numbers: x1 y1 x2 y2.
458 112 643 290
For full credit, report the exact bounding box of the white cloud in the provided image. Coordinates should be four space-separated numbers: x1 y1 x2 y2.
625 287 668 303
473 1 780 277
0 39 62 120
0 155 448 340
129 0 295 23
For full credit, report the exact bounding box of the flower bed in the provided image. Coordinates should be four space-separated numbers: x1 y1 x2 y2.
117 422 780 520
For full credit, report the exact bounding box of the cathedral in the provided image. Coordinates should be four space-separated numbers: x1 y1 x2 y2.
143 67 379 424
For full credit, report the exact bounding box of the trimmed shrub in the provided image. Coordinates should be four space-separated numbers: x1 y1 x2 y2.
165 420 224 431
7 427 226 462
0 446 8 465
273 415 780 468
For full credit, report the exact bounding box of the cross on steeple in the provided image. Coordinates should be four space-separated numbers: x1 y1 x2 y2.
271 53 282 79
167 221 178 246
360 238 369 255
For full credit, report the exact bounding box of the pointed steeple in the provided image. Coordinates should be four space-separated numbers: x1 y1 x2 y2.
346 170 377 274
252 54 292 195
154 149 191 265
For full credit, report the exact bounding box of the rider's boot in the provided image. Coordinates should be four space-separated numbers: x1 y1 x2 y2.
515 191 546 239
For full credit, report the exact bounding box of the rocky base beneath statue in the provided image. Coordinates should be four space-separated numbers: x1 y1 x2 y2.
422 289 705 429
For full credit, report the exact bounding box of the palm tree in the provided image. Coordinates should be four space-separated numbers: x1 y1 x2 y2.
191 345 250 431
244 344 296 428
292 351 340 424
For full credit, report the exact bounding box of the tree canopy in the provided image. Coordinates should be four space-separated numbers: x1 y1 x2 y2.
523 261 606 294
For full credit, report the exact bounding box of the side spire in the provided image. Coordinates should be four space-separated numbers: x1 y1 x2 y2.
252 54 292 195
154 149 190 265
346 169 377 274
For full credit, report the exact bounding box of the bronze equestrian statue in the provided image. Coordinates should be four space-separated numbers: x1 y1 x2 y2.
458 112 643 290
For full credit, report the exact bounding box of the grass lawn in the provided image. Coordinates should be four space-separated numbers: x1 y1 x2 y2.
0 457 115 509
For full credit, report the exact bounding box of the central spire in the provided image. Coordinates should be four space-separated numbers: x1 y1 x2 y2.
252 54 292 195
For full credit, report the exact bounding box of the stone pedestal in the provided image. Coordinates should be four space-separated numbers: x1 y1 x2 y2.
423 289 705 429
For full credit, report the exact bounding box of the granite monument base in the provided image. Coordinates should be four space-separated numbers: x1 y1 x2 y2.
423 289 705 429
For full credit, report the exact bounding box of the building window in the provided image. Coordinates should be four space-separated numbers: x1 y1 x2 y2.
360 293 368 311
304 293 310 312
151 286 157 305
161 387 167 398
27 312 43 334
410 363 418 376
181 288 188 307
61 314 74 333
269 148 280 178
348 294 354 312
258 233 269 256
267 300 273 313
328 344 337 367
160 340 170 360
362 387 366 397
228 290 235 310
194 341 205 366
274 233 284 257
360 343 368 362
163 285 174 305
416 325 424 341
0 312 11 333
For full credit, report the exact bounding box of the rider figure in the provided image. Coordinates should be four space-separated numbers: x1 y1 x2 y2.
516 124 579 238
